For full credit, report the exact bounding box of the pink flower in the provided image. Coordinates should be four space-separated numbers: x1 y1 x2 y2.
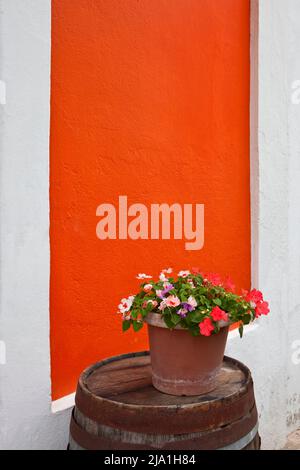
143 284 153 293
136 273 152 279
245 289 263 304
199 318 215 336
211 306 229 322
158 300 167 311
255 301 270 317
178 270 190 278
165 295 181 308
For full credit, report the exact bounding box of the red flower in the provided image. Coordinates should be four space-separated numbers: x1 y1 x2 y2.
245 289 263 303
204 272 223 286
255 301 270 317
224 277 235 292
199 318 215 336
211 306 229 322
241 289 248 298
191 267 202 274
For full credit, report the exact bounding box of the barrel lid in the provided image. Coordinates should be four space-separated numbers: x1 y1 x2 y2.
75 351 255 434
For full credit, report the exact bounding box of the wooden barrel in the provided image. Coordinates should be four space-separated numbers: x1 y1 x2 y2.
69 351 260 450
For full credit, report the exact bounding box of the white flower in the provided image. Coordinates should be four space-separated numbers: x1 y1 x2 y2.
136 273 152 279
178 270 190 278
143 284 153 293
162 267 173 274
159 272 167 281
187 295 197 309
118 295 135 314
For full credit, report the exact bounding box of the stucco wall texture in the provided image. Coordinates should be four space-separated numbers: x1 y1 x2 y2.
1 0 299 450
50 0 250 399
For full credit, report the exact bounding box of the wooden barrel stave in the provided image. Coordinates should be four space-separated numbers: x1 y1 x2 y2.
69 351 260 450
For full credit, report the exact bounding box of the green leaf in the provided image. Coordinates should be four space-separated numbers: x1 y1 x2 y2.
171 313 181 325
133 320 143 332
131 310 138 319
189 311 204 323
122 320 131 332
239 324 244 338
162 314 174 329
179 319 188 329
213 298 222 306
179 291 187 301
197 286 206 293
190 327 200 336
242 316 251 325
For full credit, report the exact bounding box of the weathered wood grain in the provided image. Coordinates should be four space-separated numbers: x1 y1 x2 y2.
69 351 260 450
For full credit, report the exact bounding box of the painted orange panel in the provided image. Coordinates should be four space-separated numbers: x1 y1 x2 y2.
50 0 250 400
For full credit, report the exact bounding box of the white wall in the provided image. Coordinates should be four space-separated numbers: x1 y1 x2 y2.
0 0 70 450
286 0 300 430
227 0 300 450
0 0 299 450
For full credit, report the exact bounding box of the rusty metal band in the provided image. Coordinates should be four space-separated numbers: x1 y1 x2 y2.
218 422 259 450
69 404 258 451
69 430 260 451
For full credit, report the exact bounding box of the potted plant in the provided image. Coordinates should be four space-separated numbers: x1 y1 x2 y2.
117 268 269 396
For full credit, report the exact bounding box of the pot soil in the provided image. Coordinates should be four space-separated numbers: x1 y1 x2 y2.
145 313 229 396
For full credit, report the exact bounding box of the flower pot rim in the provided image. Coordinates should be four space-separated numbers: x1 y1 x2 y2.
145 312 230 330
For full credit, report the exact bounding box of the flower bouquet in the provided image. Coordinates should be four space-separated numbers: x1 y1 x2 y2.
117 268 269 396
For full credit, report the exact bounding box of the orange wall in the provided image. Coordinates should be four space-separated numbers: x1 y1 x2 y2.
50 0 250 400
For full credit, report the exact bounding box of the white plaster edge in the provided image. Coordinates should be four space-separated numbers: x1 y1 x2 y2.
250 0 259 289
51 392 76 414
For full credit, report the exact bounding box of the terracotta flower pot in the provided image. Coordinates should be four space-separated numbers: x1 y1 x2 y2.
145 312 229 396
